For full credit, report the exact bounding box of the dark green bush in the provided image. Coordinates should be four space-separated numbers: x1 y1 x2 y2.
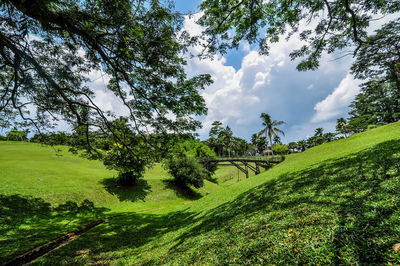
164 155 209 189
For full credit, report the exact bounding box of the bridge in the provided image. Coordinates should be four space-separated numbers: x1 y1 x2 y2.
200 156 285 179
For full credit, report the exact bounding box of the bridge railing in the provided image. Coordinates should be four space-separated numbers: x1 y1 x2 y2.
200 155 285 163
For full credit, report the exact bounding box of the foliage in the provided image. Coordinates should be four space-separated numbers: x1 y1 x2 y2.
91 118 156 186
294 127 338 152
164 154 209 189
205 121 254 156
351 18 400 83
199 0 400 71
178 139 216 159
287 142 297 153
0 0 211 179
345 19 400 133
6 127 29 141
207 121 224 156
251 133 266 154
30 132 70 145
349 79 400 128
272 144 288 155
336 117 349 137
165 139 218 186
258 113 285 154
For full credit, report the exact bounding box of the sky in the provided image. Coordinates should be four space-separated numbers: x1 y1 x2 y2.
173 0 358 143
85 1 396 144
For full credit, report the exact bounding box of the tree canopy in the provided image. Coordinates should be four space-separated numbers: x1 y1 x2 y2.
199 0 400 70
0 0 212 183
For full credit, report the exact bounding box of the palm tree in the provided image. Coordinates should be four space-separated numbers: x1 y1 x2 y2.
314 127 324 137
258 113 285 155
336 117 348 137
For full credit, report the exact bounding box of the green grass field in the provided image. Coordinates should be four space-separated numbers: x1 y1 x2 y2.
2 122 400 264
0 141 256 263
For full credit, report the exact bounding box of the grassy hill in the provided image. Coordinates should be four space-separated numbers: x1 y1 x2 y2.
0 141 230 263
2 122 400 264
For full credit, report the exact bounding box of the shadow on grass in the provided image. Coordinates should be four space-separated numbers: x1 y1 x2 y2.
0 195 108 264
100 178 152 202
166 139 400 264
34 140 400 265
162 179 202 200
32 208 199 265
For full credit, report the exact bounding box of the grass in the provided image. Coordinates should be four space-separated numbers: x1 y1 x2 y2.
0 142 232 263
3 122 400 264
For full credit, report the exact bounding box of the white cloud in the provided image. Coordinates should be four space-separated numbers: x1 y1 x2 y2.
311 74 361 123
86 69 130 117
182 14 302 135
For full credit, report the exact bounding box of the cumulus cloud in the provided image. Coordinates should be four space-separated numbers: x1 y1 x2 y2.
311 74 361 123
182 13 304 136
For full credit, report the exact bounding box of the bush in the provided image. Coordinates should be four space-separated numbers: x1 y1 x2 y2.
273 144 289 156
164 155 209 189
174 139 218 178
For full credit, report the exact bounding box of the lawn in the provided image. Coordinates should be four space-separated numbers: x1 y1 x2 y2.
2 122 400 264
0 141 232 263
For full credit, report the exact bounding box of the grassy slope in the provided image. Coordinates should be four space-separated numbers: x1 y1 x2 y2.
33 122 400 265
0 142 223 263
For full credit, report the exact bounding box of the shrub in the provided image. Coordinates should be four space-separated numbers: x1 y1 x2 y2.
273 144 289 156
164 154 209 189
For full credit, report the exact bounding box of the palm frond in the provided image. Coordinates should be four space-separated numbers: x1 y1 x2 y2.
274 128 285 136
257 128 266 138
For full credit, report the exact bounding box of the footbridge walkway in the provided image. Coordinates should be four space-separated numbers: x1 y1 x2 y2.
200 156 285 179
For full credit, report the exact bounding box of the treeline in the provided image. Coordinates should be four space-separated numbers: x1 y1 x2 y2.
0 128 72 145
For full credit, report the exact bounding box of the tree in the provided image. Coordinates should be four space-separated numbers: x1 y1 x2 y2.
209 121 224 139
314 128 324 138
350 79 400 125
272 144 288 156
0 1 212 185
258 113 285 154
273 135 281 145
251 133 267 154
336 118 349 137
322 132 337 143
297 140 307 152
351 19 400 87
199 0 400 71
287 142 297 153
207 121 224 156
220 126 233 157
6 127 28 141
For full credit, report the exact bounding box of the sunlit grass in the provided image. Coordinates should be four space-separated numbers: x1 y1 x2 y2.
3 122 400 264
31 122 400 265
